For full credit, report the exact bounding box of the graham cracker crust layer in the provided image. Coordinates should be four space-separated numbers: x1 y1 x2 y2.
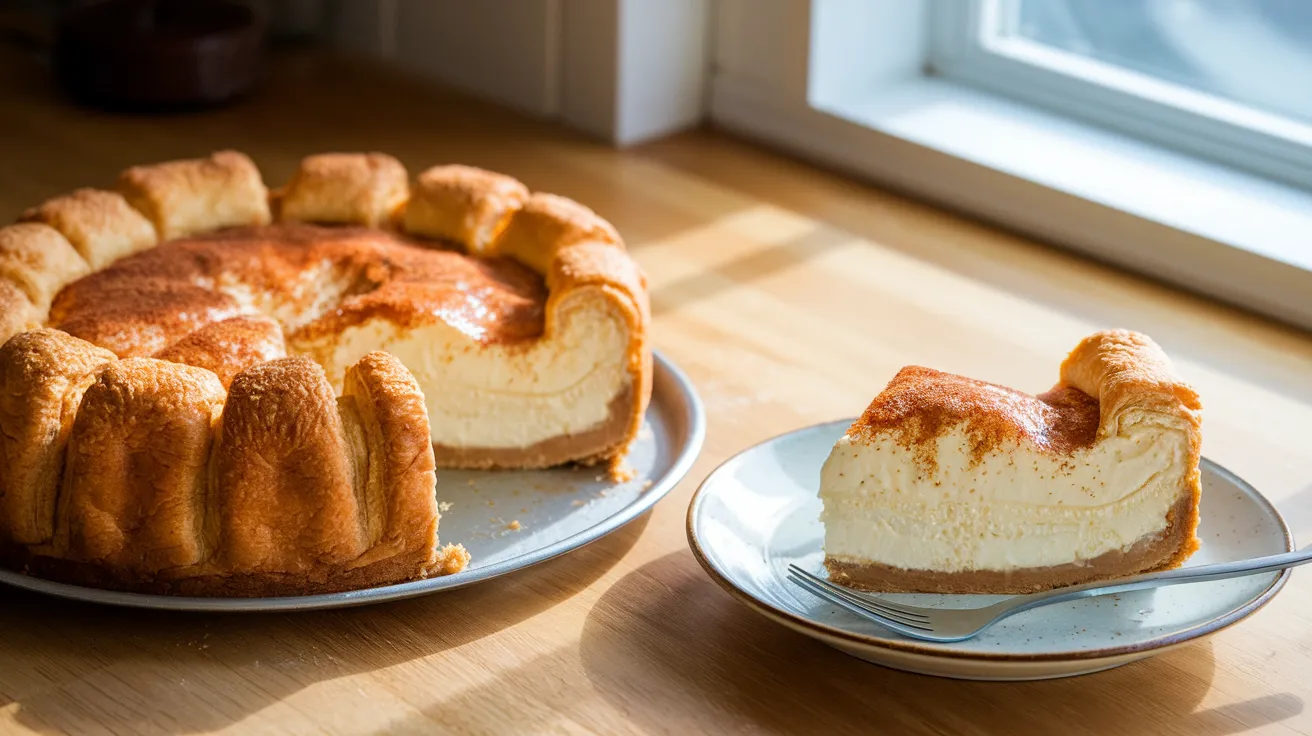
825 492 1200 595
432 385 635 470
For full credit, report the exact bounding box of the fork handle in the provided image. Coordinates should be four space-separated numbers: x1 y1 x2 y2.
1005 545 1312 616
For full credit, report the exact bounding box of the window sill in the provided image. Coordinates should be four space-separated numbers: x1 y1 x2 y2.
711 74 1312 331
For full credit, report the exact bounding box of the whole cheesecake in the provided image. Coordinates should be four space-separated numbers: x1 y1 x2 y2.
819 330 1202 594
0 150 651 595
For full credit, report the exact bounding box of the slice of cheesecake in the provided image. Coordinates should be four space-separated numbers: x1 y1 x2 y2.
819 330 1202 594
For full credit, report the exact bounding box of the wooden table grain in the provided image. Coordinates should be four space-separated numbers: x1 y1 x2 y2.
1 49 1310 736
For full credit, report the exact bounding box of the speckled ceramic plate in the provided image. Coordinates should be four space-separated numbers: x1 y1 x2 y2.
688 419 1293 681
0 351 704 612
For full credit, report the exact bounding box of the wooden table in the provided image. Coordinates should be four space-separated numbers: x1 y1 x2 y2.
2 49 1311 736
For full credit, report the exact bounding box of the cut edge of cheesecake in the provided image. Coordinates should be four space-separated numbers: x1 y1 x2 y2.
820 329 1202 595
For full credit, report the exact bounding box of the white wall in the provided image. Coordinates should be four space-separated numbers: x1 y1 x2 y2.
330 0 710 146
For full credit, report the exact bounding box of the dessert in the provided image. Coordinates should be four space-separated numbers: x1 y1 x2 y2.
819 330 1202 594
0 150 650 595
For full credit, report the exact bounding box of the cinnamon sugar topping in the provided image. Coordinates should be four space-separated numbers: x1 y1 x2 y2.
848 366 1099 473
51 224 547 357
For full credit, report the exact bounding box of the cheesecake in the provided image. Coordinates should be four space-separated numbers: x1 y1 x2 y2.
0 150 650 595
819 330 1202 594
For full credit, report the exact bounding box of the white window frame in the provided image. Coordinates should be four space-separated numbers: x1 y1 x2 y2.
711 0 1312 332
930 0 1312 191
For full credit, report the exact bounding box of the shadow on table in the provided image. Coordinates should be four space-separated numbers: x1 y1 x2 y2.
0 513 648 735
571 551 1302 735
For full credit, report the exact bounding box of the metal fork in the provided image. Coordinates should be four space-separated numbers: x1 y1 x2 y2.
787 546 1312 642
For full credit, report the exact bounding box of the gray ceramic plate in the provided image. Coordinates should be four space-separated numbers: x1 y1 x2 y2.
0 351 704 612
688 419 1293 681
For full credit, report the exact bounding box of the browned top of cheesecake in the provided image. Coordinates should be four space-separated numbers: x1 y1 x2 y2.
49 223 548 358
848 365 1101 472
846 330 1202 475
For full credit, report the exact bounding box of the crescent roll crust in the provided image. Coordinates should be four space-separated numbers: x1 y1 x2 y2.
209 357 368 577
116 150 271 240
279 152 409 228
494 192 621 274
0 280 41 346
0 329 116 546
1059 329 1203 568
404 164 529 255
0 223 90 312
20 188 157 269
335 351 451 582
52 359 226 577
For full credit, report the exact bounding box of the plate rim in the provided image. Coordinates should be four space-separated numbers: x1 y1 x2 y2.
0 349 706 612
686 417 1294 663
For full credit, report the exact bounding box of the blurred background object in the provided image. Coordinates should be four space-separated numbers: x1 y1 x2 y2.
52 0 265 110
0 0 329 110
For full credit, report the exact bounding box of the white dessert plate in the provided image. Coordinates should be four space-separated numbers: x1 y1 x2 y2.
0 350 704 612
687 419 1293 681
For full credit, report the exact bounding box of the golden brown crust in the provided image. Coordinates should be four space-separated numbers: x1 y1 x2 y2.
0 329 116 546
280 153 409 228
0 280 41 346
1 351 466 597
495 193 621 273
19 188 157 269
0 223 90 312
340 352 443 576
116 150 271 240
403 164 529 254
50 359 225 578
209 357 367 575
1058 329 1203 569
152 315 286 388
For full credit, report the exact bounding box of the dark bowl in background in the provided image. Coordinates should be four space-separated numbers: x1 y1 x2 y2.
54 0 266 111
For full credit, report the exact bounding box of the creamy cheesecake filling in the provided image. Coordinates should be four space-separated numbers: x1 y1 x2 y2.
297 294 631 449
49 223 644 466
819 413 1191 573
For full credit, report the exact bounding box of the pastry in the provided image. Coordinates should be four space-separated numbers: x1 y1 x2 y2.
0 150 649 595
819 330 1202 594
115 149 271 240
404 164 528 255
279 152 408 228
20 188 157 269
0 223 90 313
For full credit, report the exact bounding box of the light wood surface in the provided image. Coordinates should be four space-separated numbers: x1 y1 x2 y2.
2 49 1311 736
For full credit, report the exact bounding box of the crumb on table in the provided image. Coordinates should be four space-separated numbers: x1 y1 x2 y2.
507 520 521 531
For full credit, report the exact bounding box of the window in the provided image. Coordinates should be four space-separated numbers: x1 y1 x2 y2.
711 0 1312 330
928 1 1312 190
931 0 1312 189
